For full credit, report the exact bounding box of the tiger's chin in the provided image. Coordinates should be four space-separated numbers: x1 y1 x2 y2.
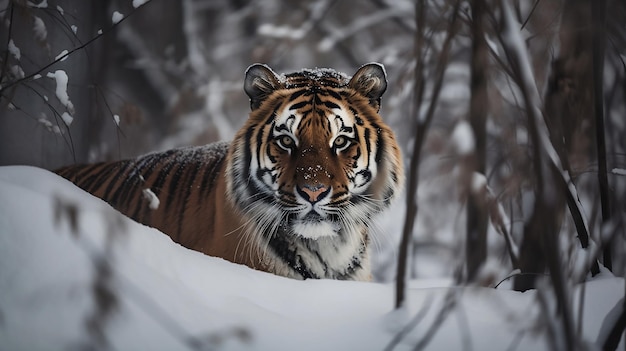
291 219 340 240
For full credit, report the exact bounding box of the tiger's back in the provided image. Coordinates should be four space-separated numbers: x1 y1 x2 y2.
56 142 231 252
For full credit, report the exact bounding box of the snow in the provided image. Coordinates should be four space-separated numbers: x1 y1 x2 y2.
141 188 160 210
10 64 24 79
46 70 75 114
8 39 20 60
258 0 330 40
38 117 62 134
55 49 69 61
27 0 47 8
132 0 149 8
0 166 623 350
471 171 486 194
318 8 406 52
612 168 626 176
61 112 73 126
112 11 124 24
451 120 475 155
33 15 47 41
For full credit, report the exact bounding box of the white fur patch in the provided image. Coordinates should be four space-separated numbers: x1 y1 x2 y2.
292 220 339 239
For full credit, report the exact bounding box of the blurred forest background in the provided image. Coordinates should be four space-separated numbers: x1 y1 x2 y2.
1 0 626 347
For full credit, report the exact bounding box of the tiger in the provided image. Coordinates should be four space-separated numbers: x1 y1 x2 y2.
55 63 404 281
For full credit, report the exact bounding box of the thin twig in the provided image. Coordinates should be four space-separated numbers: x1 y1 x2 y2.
0 0 153 95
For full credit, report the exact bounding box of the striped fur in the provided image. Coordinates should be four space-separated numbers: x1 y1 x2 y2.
56 63 404 281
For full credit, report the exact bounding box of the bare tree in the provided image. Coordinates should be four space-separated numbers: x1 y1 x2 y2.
465 0 489 282
396 0 461 308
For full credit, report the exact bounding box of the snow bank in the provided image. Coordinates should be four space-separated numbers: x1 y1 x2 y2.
0 166 622 350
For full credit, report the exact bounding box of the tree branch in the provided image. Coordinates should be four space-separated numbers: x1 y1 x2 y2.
395 0 461 308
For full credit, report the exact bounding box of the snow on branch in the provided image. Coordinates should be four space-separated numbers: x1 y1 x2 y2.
318 8 408 52
0 0 155 96
258 0 331 40
132 0 149 8
112 11 124 25
46 70 75 115
8 40 21 60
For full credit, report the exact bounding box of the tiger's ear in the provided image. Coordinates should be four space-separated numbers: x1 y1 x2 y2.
348 63 388 111
244 64 281 110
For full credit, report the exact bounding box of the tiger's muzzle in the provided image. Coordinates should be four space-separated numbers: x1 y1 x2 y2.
296 183 330 204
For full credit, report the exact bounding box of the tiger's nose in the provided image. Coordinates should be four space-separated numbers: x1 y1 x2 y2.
297 184 330 204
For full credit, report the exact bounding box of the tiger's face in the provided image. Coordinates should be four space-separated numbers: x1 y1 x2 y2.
226 63 403 243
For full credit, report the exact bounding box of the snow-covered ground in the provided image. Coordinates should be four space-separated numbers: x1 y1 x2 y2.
0 166 623 350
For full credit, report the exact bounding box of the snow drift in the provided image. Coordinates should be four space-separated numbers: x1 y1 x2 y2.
0 166 622 350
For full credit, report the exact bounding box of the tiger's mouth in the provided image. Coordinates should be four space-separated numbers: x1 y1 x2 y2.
287 210 340 239
302 211 324 223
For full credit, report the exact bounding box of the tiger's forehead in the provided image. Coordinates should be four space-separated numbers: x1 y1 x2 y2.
269 67 361 136
273 89 355 136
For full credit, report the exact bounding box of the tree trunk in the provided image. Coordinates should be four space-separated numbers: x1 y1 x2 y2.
465 0 489 282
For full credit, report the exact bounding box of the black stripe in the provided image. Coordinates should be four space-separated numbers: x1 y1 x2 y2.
206 155 225 195
289 101 309 110
391 170 398 183
267 233 318 280
340 126 354 133
363 128 372 169
323 101 340 109
71 164 101 191
369 123 384 164
112 159 149 211
73 163 106 184
243 127 254 187
255 125 265 170
197 160 215 202
115 161 148 211
326 89 342 100
177 159 202 239
198 147 228 203
265 104 281 125
162 162 184 216
374 131 384 164
83 164 119 194
275 123 290 133
331 190 349 200
134 156 175 220
100 161 134 206
312 250 329 276
300 109 312 119
289 89 307 100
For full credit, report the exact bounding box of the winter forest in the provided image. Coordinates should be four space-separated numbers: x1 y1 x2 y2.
1 0 626 350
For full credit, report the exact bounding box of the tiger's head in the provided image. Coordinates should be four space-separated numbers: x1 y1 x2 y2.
226 63 403 247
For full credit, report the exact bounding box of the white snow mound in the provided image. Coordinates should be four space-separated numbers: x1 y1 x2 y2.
0 166 622 350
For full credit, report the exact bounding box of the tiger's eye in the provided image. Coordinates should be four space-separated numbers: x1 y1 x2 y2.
333 136 348 149
277 135 295 149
